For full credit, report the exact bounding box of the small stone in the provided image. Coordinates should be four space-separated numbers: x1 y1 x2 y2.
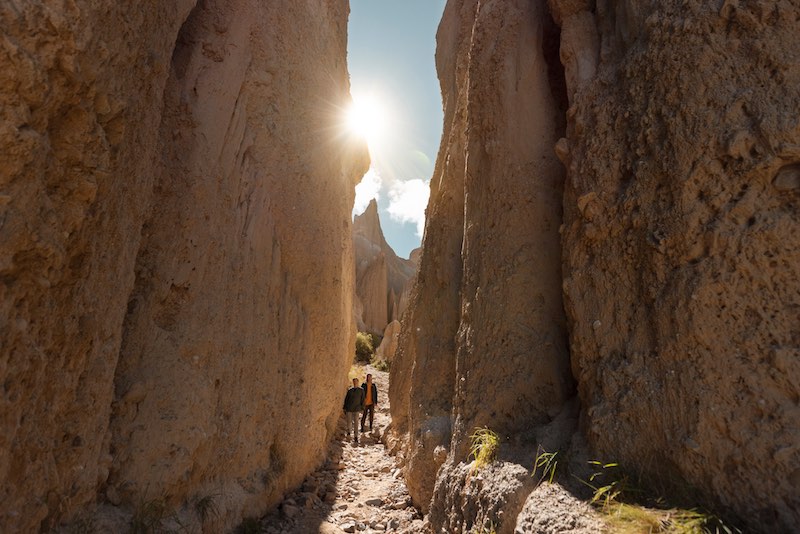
391 500 408 510
105 486 121 506
372 521 386 530
281 503 299 519
341 522 356 533
774 163 800 191
365 498 383 507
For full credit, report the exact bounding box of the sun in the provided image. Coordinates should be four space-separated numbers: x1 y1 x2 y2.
345 93 387 148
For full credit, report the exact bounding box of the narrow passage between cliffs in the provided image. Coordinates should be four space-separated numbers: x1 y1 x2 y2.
259 365 423 533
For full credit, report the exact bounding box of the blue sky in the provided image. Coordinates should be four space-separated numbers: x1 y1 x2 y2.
348 0 446 258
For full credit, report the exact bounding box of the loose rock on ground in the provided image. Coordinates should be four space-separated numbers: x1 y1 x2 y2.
260 366 424 533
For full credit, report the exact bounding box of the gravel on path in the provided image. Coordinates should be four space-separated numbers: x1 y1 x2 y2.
260 365 424 534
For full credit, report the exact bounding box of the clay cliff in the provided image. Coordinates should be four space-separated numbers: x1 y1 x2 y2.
0 1 367 532
560 0 800 529
353 199 419 334
390 1 800 532
390 0 572 513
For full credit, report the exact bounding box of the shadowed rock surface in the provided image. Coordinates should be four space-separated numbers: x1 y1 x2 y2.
0 0 367 531
390 0 800 532
389 0 572 517
560 0 800 529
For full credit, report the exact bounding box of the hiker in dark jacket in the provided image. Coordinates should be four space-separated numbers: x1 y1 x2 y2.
360 373 378 433
343 378 365 444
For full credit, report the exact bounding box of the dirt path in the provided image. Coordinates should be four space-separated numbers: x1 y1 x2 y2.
260 366 424 534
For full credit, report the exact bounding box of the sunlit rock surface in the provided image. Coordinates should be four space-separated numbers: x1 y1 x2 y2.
353 199 418 335
0 0 367 531
374 320 401 364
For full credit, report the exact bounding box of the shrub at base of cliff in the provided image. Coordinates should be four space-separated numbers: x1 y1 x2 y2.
370 357 390 372
354 332 381 363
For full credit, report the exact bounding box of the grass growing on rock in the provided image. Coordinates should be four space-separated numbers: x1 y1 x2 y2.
469 427 499 472
602 504 740 534
533 446 560 485
574 460 741 534
471 518 497 534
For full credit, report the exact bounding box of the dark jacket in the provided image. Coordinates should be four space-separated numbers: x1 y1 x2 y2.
361 382 378 405
343 386 365 412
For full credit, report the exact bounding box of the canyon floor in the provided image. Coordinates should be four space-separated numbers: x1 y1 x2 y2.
260 366 425 534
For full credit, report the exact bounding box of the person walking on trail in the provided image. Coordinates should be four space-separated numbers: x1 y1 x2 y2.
343 377 365 444
361 373 378 434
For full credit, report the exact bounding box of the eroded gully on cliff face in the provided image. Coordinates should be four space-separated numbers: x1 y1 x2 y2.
259 366 425 534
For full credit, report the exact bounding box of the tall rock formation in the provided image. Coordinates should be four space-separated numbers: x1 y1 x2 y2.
391 0 799 532
558 1 800 530
353 199 418 334
0 1 367 531
389 0 573 515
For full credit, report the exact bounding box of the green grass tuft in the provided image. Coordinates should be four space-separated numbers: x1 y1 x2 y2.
575 460 742 534
533 446 560 485
469 427 499 472
603 503 741 534
471 518 497 534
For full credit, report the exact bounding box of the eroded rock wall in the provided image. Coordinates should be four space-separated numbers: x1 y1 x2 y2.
559 1 800 530
389 0 573 516
394 0 799 532
0 3 197 530
0 1 366 531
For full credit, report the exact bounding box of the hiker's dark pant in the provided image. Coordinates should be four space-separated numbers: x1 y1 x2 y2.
361 404 374 431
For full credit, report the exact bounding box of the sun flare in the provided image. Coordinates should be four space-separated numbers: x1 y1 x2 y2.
345 93 388 148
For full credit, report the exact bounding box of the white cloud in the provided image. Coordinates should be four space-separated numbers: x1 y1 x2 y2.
353 167 383 217
387 178 430 238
